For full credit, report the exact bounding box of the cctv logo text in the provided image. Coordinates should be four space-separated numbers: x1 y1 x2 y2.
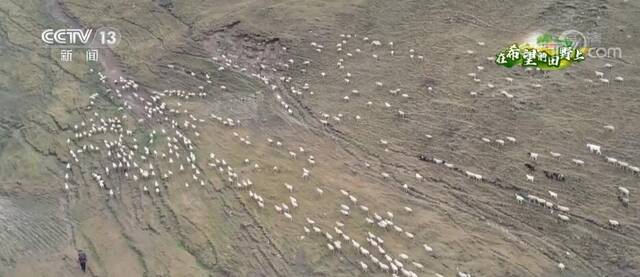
41 29 93 45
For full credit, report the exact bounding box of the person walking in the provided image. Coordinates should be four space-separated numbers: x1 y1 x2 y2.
78 250 87 273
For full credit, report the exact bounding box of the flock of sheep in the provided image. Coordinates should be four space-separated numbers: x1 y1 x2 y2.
60 30 634 276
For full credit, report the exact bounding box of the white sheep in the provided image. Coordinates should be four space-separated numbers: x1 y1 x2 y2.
284 183 293 192
586 143 602 155
528 152 539 160
550 152 562 159
618 186 629 196
558 214 570 222
526 174 534 182
558 263 566 271
609 219 620 228
359 261 368 272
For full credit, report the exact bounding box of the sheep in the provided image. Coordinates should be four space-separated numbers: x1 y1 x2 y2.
526 174 534 182
284 212 293 221
528 152 539 160
548 191 558 199
360 247 370 256
284 183 293 192
603 125 615 132
393 259 403 268
349 195 358 204
595 71 604 78
571 159 584 166
550 152 562 159
558 263 566 271
586 143 602 155
465 171 482 181
617 161 629 168
618 186 629 196
302 168 310 179
558 214 570 222
327 243 335 253
359 261 368 272
515 194 524 204
506 136 516 143
545 201 554 210
609 219 620 229
390 263 399 274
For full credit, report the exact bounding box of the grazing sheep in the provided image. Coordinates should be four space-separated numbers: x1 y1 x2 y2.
528 152 539 160
558 214 570 222
586 143 602 155
526 174 535 182
609 219 620 229
618 186 629 196
558 263 566 271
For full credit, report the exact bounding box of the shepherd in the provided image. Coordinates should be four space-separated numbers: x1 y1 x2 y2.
78 250 87 273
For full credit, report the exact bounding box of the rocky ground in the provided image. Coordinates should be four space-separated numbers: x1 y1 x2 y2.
0 0 639 276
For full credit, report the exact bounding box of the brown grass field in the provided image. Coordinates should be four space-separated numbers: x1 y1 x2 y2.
0 0 639 276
